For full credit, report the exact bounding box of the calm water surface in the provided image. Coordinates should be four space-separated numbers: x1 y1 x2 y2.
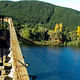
21 46 80 80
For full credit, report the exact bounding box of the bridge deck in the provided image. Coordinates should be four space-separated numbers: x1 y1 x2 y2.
9 18 29 80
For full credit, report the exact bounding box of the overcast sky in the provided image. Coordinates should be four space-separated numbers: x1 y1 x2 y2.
39 0 80 11
1 0 80 11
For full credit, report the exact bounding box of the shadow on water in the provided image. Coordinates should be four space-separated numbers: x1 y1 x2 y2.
36 71 74 80
37 71 58 80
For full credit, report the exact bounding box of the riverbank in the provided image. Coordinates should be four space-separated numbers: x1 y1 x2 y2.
19 36 63 47
18 32 80 47
19 37 80 47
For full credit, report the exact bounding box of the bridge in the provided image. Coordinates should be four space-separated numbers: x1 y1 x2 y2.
0 17 30 80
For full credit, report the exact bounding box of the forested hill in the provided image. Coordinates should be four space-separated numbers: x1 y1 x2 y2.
0 1 80 30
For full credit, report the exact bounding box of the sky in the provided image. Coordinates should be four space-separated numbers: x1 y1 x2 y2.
1 0 80 11
39 0 80 11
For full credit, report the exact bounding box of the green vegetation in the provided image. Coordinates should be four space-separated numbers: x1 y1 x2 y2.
0 1 80 30
0 1 80 47
19 25 48 41
19 24 63 46
19 23 80 47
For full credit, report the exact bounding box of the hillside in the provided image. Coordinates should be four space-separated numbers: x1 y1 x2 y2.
0 1 80 30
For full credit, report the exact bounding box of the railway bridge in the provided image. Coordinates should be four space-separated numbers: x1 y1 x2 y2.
0 17 29 80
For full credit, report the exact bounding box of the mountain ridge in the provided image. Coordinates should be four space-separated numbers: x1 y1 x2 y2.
0 1 80 30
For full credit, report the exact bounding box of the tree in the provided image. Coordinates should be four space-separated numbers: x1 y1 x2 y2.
68 31 77 41
77 26 80 36
48 30 55 40
59 23 63 32
54 23 63 32
48 30 63 43
54 24 59 32
31 27 48 41
19 28 31 40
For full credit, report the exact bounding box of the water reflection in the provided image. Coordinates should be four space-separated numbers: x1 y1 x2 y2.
21 46 80 80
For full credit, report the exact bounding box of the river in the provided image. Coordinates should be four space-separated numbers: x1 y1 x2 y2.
21 46 80 80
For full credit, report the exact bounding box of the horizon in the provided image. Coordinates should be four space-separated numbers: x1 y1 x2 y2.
0 0 80 11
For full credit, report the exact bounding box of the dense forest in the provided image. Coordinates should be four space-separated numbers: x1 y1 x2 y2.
0 1 80 30
0 1 80 46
